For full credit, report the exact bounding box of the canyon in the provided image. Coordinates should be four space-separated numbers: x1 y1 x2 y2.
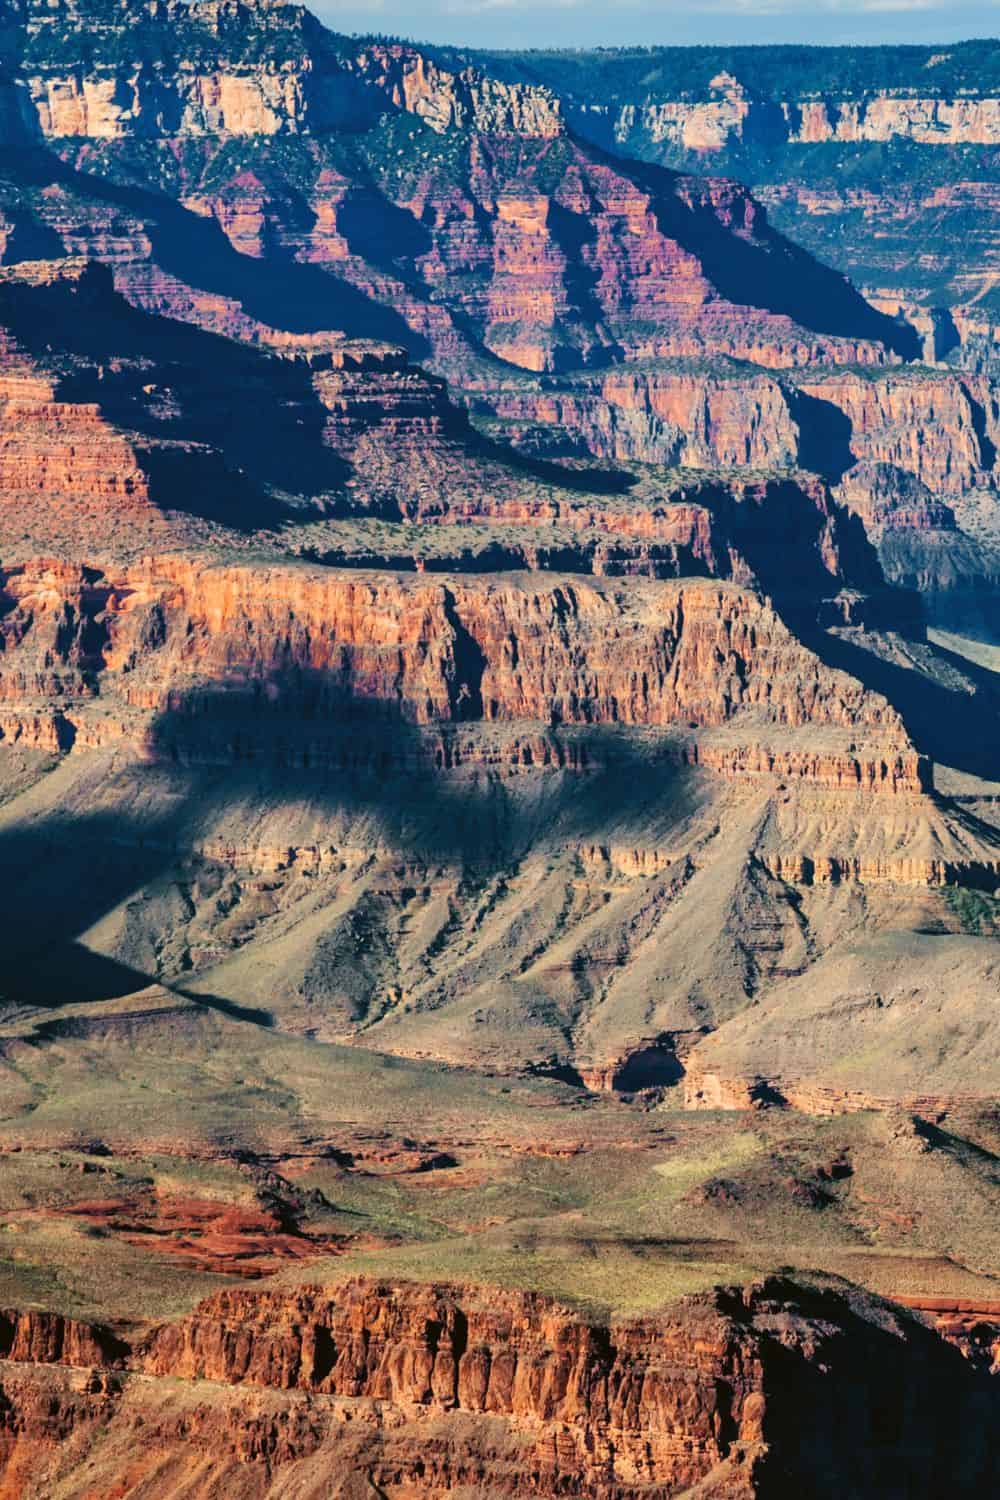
0 4 997 1496
460 42 1000 364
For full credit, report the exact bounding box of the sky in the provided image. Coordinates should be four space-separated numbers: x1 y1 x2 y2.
312 0 1000 50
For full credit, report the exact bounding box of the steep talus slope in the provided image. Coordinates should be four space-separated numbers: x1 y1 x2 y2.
4 548 1000 1091
684 931 1000 1115
0 7 991 1104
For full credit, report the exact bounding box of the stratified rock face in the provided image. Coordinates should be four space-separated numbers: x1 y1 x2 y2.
18 132 904 378
0 557 917 778
612 76 1000 154
484 364 802 468
479 361 1000 496
487 45 1000 164
140 1277 762 1493
0 1275 997 1498
469 360 1000 625
392 150 905 373
0 1 562 142
478 44 1000 374
833 463 957 536
3 0 364 139
0 255 482 558
794 368 1000 497
0 3 918 381
344 42 564 137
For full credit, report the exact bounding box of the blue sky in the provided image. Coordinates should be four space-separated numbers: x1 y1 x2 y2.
312 0 1000 50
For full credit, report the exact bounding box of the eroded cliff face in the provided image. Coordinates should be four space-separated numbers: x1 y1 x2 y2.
478 361 1000 496
608 76 1000 155
0 2 919 385
0 1 563 143
79 137 904 378
0 557 918 783
0 1275 996 1498
344 44 563 138
483 366 802 469
0 255 488 562
0 0 368 140
475 45 999 380
468 361 1000 625
794 368 1000 497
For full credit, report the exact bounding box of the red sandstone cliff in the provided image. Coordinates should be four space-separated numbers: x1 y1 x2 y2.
0 1274 996 1498
0 556 922 791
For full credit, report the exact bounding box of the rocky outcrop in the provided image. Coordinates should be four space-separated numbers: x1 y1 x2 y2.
0 255 484 559
314 348 464 451
683 1066 996 1118
0 263 155 506
345 43 564 137
141 1276 766 1497
0 1274 997 1498
0 3 562 143
833 463 957 536
0 1308 124 1368
0 557 914 762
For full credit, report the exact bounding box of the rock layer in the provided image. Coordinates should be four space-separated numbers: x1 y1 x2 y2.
0 557 918 786
1 1274 997 1498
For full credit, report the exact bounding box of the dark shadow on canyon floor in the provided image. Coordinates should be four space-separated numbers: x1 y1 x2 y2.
0 811 275 1024
803 625 1000 782
745 1279 1000 1495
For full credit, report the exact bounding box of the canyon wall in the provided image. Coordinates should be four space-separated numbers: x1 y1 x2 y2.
0 3 919 382
344 43 563 138
0 557 915 766
0 1275 997 1498
0 3 564 143
461 43 999 377
1 0 358 139
609 80 1000 155
479 361 1000 497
